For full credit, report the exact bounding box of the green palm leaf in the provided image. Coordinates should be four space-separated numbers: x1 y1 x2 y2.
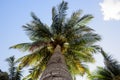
74 15 93 28
23 12 52 41
88 49 120 80
10 40 47 52
88 67 112 80
51 1 68 34
101 49 120 76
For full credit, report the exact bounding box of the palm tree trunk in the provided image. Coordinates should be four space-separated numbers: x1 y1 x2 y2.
40 45 72 80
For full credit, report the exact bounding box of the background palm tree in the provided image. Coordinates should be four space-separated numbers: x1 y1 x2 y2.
88 49 120 80
6 56 22 80
10 1 101 80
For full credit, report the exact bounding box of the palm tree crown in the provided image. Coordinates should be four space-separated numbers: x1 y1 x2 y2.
6 56 22 80
10 1 101 80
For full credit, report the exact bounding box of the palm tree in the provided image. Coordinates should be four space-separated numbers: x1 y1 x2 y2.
88 49 120 80
6 56 22 80
10 1 101 80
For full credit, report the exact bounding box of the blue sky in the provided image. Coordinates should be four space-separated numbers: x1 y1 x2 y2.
0 0 120 80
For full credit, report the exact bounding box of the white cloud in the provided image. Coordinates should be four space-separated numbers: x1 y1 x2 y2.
99 0 120 20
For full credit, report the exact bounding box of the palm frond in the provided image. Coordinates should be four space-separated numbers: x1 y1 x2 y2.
51 1 68 34
65 24 96 42
58 1 68 21
71 32 101 46
23 62 45 80
23 68 42 80
23 50 51 80
75 26 94 34
14 69 22 80
88 67 112 80
71 50 95 63
74 15 93 28
67 10 82 27
10 43 32 52
101 49 120 76
10 41 47 52
63 10 82 37
88 50 120 80
65 51 89 76
23 12 52 41
52 7 57 21
22 74 32 80
16 50 44 69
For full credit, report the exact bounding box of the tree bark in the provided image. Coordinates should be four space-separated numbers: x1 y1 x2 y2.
40 45 72 80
